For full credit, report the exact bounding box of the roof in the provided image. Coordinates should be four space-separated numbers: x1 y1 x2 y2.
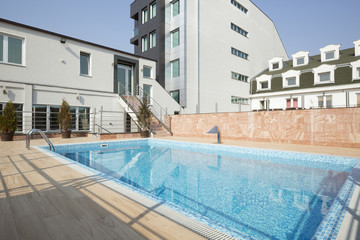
0 18 157 62
258 48 360 77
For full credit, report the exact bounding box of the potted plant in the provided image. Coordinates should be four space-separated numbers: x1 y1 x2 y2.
0 101 18 141
58 99 72 138
137 96 152 137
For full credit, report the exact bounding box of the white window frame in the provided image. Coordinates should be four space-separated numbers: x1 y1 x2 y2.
320 44 340 62
171 59 180 78
80 51 91 76
143 66 153 79
256 75 271 91
150 31 156 48
0 33 25 66
313 64 335 85
350 59 360 80
142 8 148 24
282 70 300 88
268 57 283 71
171 28 180 48
141 36 148 52
171 0 180 17
150 2 156 19
292 51 310 67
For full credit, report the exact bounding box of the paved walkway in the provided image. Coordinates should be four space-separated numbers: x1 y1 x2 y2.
0 136 359 239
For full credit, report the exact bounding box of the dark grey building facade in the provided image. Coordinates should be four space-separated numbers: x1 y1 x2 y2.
130 0 166 87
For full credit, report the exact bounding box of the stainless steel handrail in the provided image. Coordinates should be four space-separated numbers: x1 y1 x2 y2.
26 129 55 152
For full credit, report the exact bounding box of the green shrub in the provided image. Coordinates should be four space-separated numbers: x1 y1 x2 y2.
58 99 72 131
0 101 17 133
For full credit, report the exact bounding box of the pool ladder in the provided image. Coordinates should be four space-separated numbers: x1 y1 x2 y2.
26 129 55 152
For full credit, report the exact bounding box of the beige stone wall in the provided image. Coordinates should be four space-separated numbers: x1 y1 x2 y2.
170 108 360 148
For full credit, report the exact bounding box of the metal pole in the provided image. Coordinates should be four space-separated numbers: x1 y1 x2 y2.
100 106 103 134
92 108 96 133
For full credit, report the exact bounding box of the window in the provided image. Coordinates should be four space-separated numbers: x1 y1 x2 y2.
0 35 3 62
171 29 180 48
325 51 335 60
357 67 360 78
0 34 24 65
171 59 180 78
260 100 268 110
318 96 324 108
150 2 157 19
32 105 47 131
172 0 180 17
261 81 269 89
142 8 148 24
231 47 248 60
49 106 60 130
272 62 279 70
80 52 90 76
231 96 249 105
79 107 90 131
286 98 298 109
142 36 148 52
231 23 248 37
319 72 330 82
326 95 332 108
231 0 248 14
231 71 248 82
286 77 296 86
296 57 305 65
170 90 180 103
143 66 152 78
150 31 156 48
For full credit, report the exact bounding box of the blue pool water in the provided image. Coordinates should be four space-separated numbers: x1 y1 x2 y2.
51 140 358 240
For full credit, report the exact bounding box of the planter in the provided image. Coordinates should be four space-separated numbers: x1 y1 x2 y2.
61 130 71 138
140 130 150 138
1 132 14 141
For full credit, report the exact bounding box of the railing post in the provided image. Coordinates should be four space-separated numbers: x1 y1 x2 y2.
100 106 103 134
92 108 96 133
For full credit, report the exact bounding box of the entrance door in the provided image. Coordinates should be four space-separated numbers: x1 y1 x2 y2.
117 64 133 95
357 94 360 107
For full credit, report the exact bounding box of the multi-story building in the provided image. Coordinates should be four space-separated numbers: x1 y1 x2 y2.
251 40 360 110
0 18 181 135
130 0 288 113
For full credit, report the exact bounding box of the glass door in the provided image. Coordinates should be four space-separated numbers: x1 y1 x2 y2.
117 64 133 95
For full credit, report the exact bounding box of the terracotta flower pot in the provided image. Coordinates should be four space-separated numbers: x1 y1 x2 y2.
61 130 71 138
140 130 150 138
1 132 14 141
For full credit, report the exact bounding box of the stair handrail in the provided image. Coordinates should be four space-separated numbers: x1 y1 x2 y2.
116 82 171 133
26 129 55 152
134 84 171 132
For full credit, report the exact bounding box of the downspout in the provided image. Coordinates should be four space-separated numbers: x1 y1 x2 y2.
197 0 200 113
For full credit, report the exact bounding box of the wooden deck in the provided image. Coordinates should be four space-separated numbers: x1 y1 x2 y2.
0 138 205 240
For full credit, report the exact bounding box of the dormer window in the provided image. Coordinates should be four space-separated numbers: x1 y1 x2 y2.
272 62 279 70
292 51 309 67
320 44 340 62
261 81 269 89
354 39 360 57
268 57 284 71
282 70 300 88
350 59 360 80
256 75 271 91
313 64 335 84
296 57 305 65
325 51 335 60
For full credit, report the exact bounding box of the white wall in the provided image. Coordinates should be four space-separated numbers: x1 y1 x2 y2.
185 0 287 113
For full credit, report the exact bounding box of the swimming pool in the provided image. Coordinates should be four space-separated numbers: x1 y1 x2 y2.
39 139 359 240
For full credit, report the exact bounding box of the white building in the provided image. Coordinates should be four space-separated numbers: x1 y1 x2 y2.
251 41 360 111
130 0 288 113
0 18 181 135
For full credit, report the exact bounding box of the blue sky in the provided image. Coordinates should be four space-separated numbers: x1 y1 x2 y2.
1 0 359 58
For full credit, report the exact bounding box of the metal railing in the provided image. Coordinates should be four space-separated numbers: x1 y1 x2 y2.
26 129 55 151
117 81 172 133
11 109 139 135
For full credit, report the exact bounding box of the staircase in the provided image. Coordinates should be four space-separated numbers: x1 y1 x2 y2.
117 83 172 136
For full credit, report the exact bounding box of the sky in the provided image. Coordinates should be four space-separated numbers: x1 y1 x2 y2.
1 0 360 58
